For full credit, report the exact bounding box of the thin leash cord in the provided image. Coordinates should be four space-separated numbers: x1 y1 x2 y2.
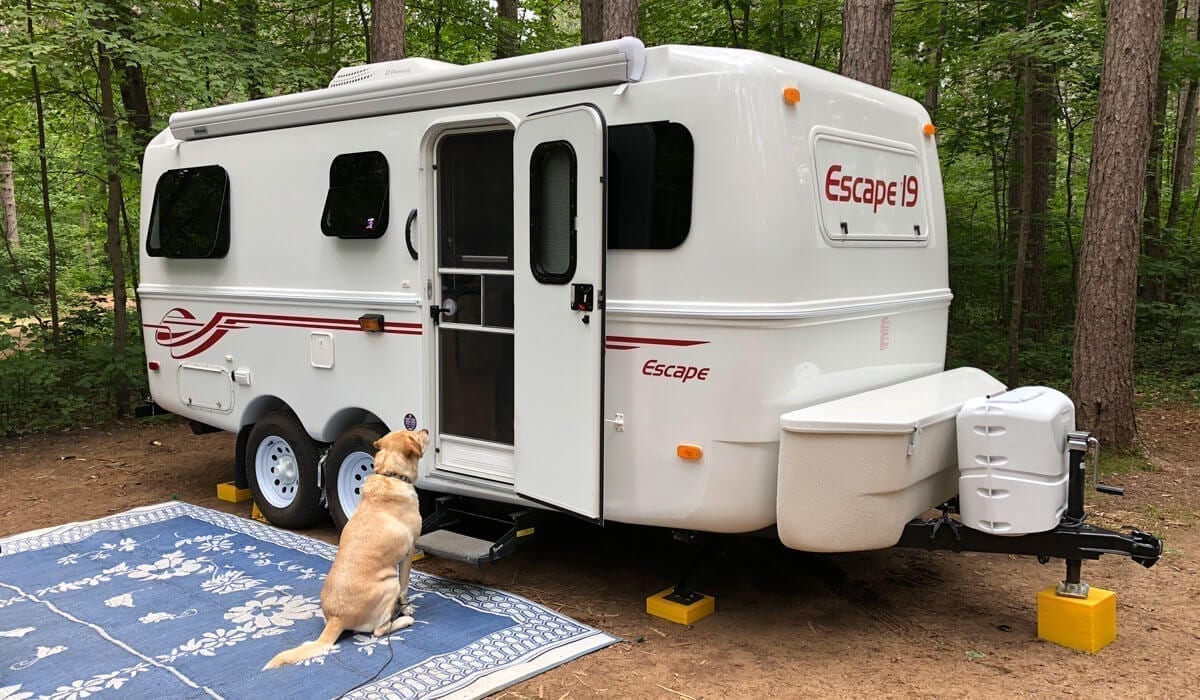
340 635 394 698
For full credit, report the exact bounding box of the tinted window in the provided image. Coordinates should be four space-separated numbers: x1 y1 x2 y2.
321 151 389 239
607 122 694 250
147 166 230 258
438 131 514 269
530 141 576 284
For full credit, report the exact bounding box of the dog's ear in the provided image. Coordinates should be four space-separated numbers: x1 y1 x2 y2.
373 438 383 451
401 432 426 459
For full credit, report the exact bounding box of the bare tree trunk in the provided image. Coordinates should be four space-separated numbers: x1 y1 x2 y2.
26 0 60 346
841 0 894 89
1166 1 1200 247
1072 0 1164 450
98 34 131 415
0 147 16 248
603 0 640 39
1023 0 1066 335
238 0 264 99
812 4 825 66
357 0 372 62
1141 0 1178 302
495 0 519 58
581 0 603 44
923 0 948 120
372 0 405 62
1009 19 1037 386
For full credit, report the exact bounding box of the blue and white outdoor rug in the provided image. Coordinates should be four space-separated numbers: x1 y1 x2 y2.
0 502 618 699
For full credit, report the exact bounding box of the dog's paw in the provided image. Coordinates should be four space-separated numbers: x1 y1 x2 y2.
400 603 415 617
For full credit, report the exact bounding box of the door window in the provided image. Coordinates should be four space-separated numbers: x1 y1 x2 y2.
529 141 577 284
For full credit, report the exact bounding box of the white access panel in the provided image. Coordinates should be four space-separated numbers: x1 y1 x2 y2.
512 105 606 519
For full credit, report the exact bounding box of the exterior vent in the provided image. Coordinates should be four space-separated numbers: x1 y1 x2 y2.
329 57 457 88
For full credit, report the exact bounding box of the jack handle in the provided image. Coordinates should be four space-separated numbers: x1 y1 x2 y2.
1087 435 1125 496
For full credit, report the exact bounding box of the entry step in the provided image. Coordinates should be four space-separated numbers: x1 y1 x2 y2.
419 496 538 566
416 530 498 565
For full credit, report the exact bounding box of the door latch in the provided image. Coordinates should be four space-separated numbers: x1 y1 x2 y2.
571 283 594 312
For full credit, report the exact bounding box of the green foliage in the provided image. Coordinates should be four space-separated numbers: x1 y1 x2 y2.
0 300 147 435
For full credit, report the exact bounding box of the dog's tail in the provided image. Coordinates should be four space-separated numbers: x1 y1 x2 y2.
262 619 345 670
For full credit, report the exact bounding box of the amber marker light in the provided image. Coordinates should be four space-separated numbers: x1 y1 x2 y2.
358 313 385 332
677 444 703 460
923 123 937 137
782 86 801 105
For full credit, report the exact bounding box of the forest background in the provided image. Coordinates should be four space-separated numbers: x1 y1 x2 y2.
0 0 1194 454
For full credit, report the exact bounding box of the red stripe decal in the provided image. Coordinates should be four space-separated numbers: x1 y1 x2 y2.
148 308 423 359
605 335 708 347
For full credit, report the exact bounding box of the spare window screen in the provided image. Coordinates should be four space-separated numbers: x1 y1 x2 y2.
321 151 389 239
147 165 230 258
530 141 577 284
607 121 694 250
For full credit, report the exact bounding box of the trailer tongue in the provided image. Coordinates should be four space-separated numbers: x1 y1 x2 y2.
897 431 1162 596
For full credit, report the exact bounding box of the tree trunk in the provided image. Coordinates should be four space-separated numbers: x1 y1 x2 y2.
841 0 894 89
495 0 519 58
581 0 603 44
372 0 405 62
922 0 948 120
0 147 16 249
26 0 60 346
1008 44 1035 387
1023 0 1066 335
1072 0 1164 450
603 0 640 40
238 0 264 99
1165 1 1200 244
1141 0 1178 302
98 35 130 415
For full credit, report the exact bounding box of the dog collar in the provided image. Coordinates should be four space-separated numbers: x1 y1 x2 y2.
380 473 413 484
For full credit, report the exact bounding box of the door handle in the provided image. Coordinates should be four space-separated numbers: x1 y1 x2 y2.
405 208 418 261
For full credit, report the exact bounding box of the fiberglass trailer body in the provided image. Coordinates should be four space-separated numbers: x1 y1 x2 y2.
140 38 995 551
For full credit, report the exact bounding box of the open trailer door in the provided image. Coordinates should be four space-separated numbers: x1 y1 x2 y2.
512 104 606 521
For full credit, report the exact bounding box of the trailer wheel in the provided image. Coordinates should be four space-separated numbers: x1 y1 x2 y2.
246 412 326 529
324 424 387 532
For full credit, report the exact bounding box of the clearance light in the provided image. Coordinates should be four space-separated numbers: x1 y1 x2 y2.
358 313 385 332
676 443 703 461
147 361 160 371
782 86 801 105
923 123 936 137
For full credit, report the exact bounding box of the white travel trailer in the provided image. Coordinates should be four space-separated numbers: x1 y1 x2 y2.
139 39 1159 574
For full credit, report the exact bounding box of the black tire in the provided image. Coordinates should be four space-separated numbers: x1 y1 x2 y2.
245 412 327 529
324 423 388 532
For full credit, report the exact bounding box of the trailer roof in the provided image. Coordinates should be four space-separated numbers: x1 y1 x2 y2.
168 37 646 141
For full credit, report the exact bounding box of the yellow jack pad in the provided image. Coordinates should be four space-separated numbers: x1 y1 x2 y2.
217 481 253 503
1037 586 1116 654
646 588 715 625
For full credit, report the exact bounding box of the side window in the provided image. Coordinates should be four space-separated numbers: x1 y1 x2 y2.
146 166 230 258
529 141 577 284
321 151 389 239
607 121 694 250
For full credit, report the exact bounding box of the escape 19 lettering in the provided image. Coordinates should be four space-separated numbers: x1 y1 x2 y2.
824 165 919 212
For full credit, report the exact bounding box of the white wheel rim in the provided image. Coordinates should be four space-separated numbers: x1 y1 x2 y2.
336 451 375 521
255 435 302 509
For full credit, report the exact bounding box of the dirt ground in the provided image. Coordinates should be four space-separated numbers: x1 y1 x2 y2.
1 405 1197 699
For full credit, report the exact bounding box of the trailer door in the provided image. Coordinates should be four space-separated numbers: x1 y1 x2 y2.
512 105 606 520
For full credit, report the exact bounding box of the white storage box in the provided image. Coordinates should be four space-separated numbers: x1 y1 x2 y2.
776 367 1005 552
956 386 1074 535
